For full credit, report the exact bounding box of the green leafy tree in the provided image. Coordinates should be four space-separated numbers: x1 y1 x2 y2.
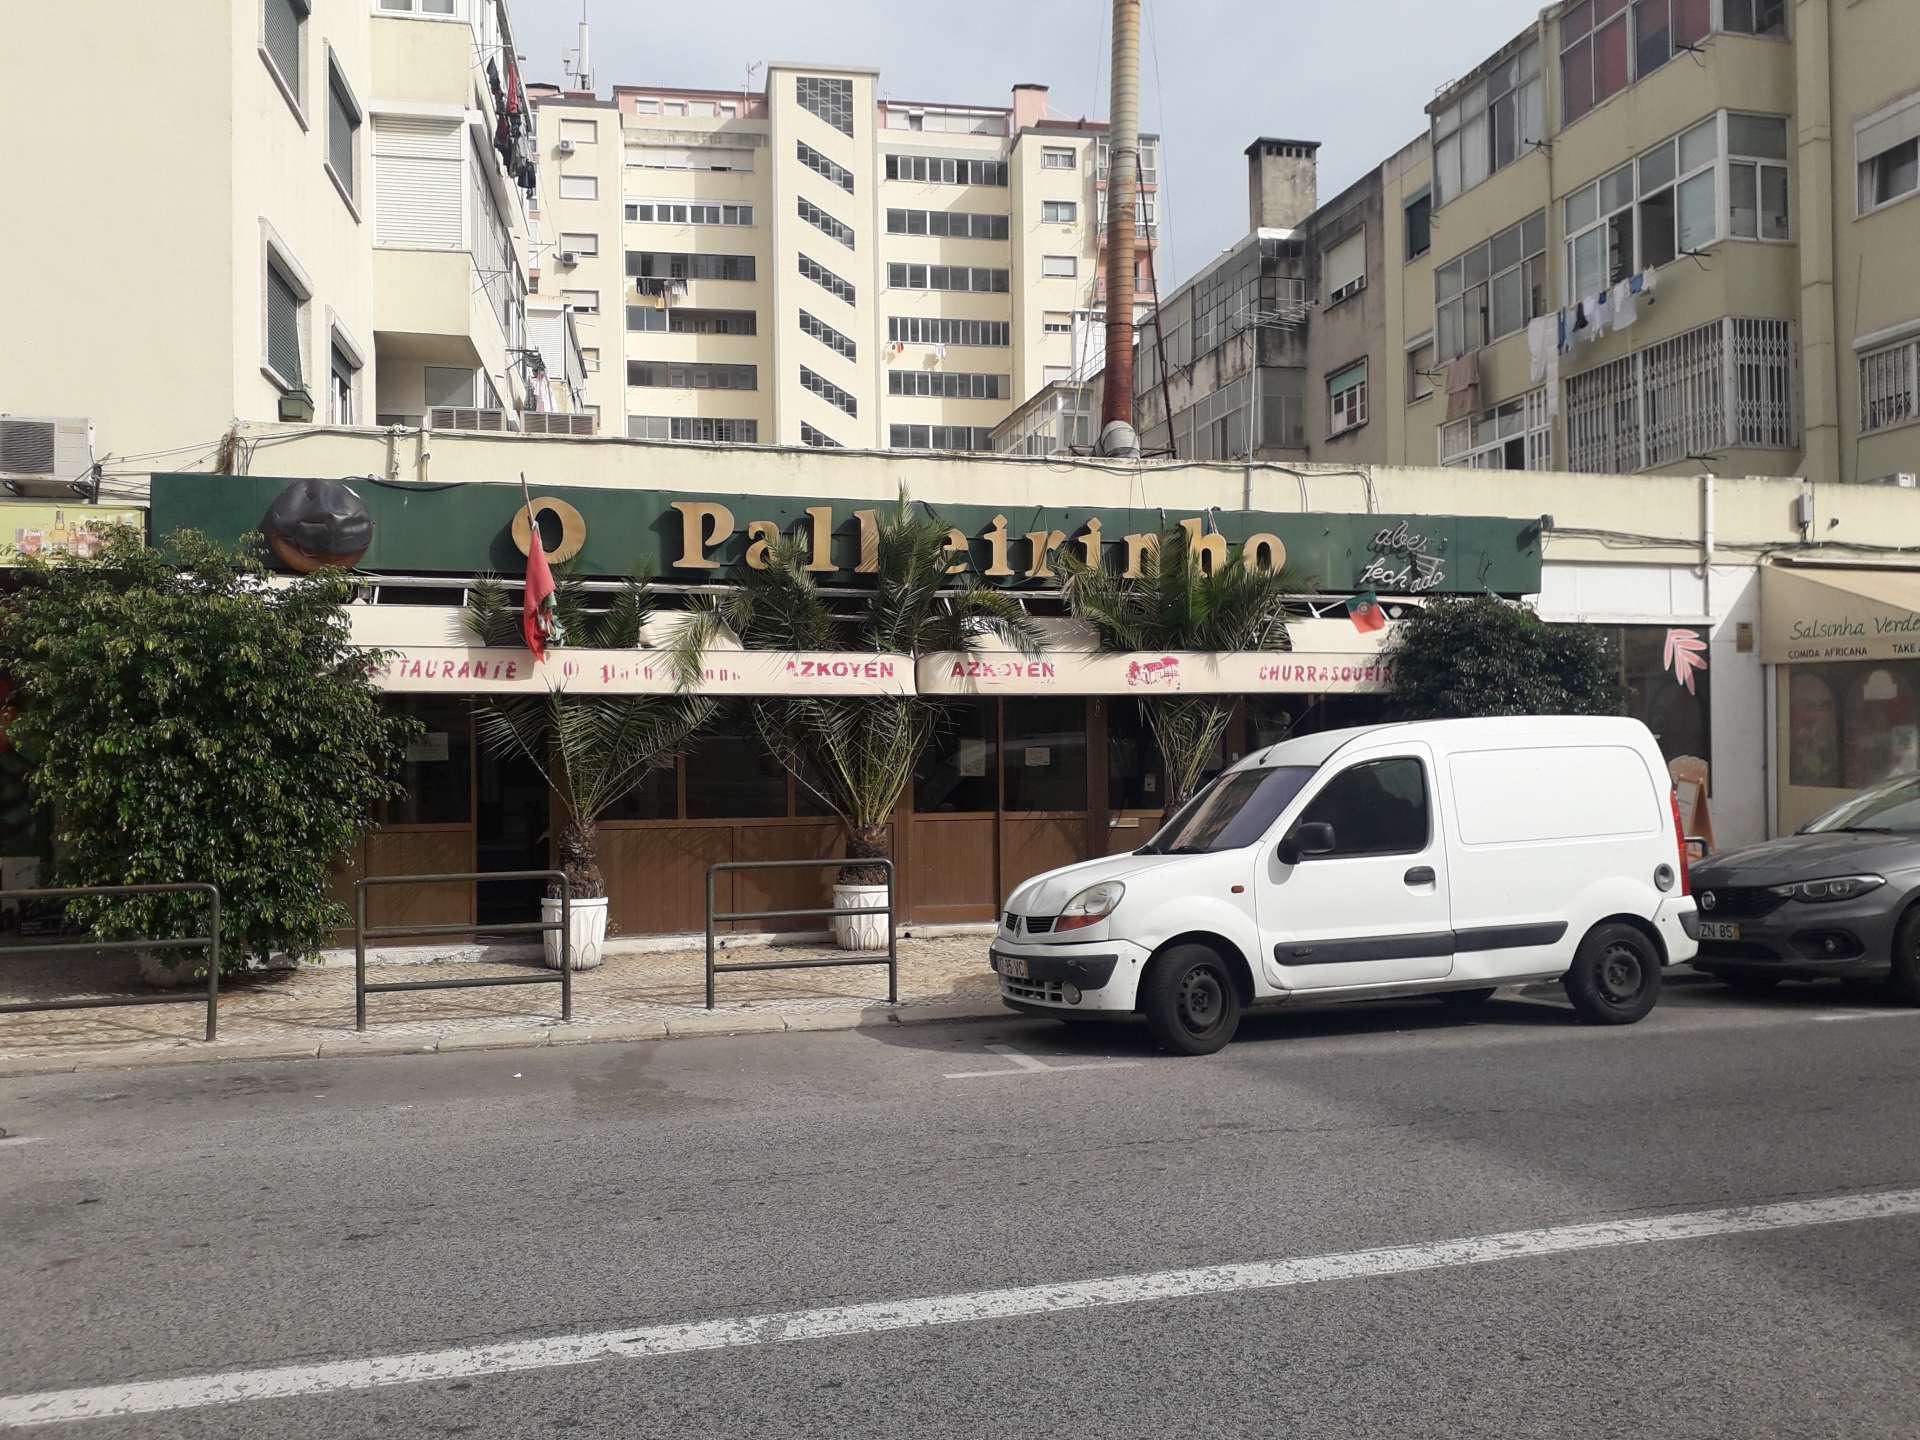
1060 527 1313 807
0 527 413 970
1384 594 1626 719
696 498 1037 882
465 569 716 898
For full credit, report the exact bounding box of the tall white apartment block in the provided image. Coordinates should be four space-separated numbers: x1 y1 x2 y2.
531 68 1160 449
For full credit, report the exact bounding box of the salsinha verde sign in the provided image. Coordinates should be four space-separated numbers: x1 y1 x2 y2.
149 475 1545 597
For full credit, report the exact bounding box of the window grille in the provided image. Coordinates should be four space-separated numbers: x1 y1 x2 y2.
797 76 855 137
800 365 858 417
1861 341 1919 434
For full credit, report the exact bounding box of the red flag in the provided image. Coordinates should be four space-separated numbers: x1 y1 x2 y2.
522 511 557 659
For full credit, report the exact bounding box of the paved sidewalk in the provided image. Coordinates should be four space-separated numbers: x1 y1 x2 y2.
0 933 1005 1074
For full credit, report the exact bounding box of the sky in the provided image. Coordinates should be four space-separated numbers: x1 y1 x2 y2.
508 0 1540 288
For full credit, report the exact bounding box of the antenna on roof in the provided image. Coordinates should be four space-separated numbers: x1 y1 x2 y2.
564 1 593 93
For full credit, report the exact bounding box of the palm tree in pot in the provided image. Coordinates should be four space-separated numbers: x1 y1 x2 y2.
466 571 716 968
692 498 1037 949
1060 525 1312 809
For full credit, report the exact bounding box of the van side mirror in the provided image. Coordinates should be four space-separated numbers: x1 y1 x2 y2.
1278 821 1336 866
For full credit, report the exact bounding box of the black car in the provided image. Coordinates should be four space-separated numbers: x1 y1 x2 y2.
1690 774 1920 999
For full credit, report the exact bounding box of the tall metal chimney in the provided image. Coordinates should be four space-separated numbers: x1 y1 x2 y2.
1098 0 1140 453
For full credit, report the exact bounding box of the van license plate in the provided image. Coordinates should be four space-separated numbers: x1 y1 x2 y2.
1000 955 1031 980
1698 921 1740 941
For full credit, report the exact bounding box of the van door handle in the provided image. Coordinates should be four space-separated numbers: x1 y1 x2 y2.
1404 866 1436 886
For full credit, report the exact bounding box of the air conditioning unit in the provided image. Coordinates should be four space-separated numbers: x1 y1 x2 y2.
0 415 95 498
556 137 576 155
558 249 580 267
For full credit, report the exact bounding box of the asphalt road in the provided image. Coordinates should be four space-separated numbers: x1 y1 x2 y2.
5 974 1920 1438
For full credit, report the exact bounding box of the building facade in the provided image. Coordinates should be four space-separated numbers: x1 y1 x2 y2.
530 72 1160 450
0 0 552 475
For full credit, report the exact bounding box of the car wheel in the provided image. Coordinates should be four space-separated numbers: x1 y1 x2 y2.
1140 944 1242 1056
1721 973 1782 995
1438 986 1498 1008
1888 907 1920 1006
1562 922 1662 1025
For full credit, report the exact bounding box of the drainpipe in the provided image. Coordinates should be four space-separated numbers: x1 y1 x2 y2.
1243 461 1254 511
1700 470 1715 620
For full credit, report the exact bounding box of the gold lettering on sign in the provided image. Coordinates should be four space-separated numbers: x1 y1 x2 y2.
943 527 970 575
1123 532 1155 578
1178 518 1229 576
1078 517 1104 568
670 501 735 570
982 515 1015 577
853 509 880 574
804 506 836 572
1242 532 1287 570
511 496 589 563
744 519 780 569
1024 530 1067 579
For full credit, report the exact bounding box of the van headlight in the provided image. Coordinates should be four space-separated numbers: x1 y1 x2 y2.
1765 875 1884 903
1055 881 1124 932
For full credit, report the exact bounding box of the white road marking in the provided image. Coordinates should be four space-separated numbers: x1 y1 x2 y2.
943 1042 1142 1080
4 1186 1918 1429
1815 1009 1920 1023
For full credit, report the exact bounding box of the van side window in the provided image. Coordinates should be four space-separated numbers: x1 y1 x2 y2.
1297 758 1429 857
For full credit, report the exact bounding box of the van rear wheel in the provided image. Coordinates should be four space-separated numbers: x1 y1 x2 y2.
1141 944 1242 1056
1563 922 1662 1025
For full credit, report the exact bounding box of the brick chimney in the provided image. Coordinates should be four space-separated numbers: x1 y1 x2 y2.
1246 137 1320 232
1011 84 1049 133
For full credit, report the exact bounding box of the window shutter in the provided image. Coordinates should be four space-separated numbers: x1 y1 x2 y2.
267 264 302 385
1857 93 1920 167
264 0 304 101
373 116 463 248
1326 233 1366 296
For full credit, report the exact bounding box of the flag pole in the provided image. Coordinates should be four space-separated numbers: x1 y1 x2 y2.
519 470 538 542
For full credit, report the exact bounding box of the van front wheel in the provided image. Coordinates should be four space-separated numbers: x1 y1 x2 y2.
1141 944 1243 1056
1562 922 1662 1025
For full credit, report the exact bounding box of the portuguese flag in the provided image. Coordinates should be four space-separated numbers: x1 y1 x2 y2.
520 473 559 660
1345 590 1387 633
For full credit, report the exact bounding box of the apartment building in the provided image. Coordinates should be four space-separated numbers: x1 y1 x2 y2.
530 71 1160 450
1140 0 1919 486
0 0 548 473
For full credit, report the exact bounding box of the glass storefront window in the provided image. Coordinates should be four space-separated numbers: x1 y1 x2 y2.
1845 667 1920 788
385 697 472 824
686 715 789 818
603 764 679 820
1107 701 1166 809
1788 661 1920 790
1618 626 1710 773
1789 671 1839 787
1003 698 1087 812
914 702 996 813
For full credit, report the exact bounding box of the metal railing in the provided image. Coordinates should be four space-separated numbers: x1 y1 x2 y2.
354 871 571 1031
705 858 896 1010
0 883 222 1041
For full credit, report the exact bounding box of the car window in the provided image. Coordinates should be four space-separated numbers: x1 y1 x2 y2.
1802 775 1920 833
1296 757 1430 857
1148 766 1318 853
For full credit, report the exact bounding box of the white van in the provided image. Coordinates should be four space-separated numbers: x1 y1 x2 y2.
992 717 1700 1054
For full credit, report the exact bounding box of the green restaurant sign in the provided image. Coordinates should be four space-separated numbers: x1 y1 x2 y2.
148 474 1544 595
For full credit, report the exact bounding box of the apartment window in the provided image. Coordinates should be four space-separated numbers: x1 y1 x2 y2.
625 202 753 226
326 58 359 202
1432 43 1541 205
1858 92 1920 214
1043 200 1078 224
1324 232 1366 304
265 258 304 387
1440 388 1552 469
1565 117 1717 304
629 416 760 443
262 0 307 109
627 306 757 335
1435 211 1546 360
800 365 858 416
889 371 1009 400
558 119 598 145
884 154 1009 186
1041 147 1077 170
885 209 1009 239
1327 361 1369 436
580 347 600 373
890 425 991 451
1565 317 1794 472
560 289 599 314
801 422 843 448
799 253 856 304
424 365 474 407
1560 0 1711 128
1406 339 1436 404
1722 0 1785 36
797 76 855 137
558 174 598 201
1040 255 1077 279
1042 313 1072 335
559 232 598 256
797 140 855 194
1727 114 1790 240
627 363 758 390
888 263 1011 293
1404 190 1431 259
378 0 458 11
329 341 356 423
1860 339 1920 434
627 251 757 281
800 309 857 361
1095 191 1158 232
1095 136 1160 183
888 317 1011 347
798 196 855 248
627 144 755 173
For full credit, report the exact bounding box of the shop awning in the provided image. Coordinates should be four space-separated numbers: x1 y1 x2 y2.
1759 562 1920 664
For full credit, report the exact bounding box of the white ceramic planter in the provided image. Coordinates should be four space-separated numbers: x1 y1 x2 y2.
832 883 891 951
541 895 607 970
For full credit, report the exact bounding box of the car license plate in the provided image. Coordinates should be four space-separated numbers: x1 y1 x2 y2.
1698 921 1740 941
999 954 1031 980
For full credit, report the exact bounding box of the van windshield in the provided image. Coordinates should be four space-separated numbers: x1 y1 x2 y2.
1143 766 1318 854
